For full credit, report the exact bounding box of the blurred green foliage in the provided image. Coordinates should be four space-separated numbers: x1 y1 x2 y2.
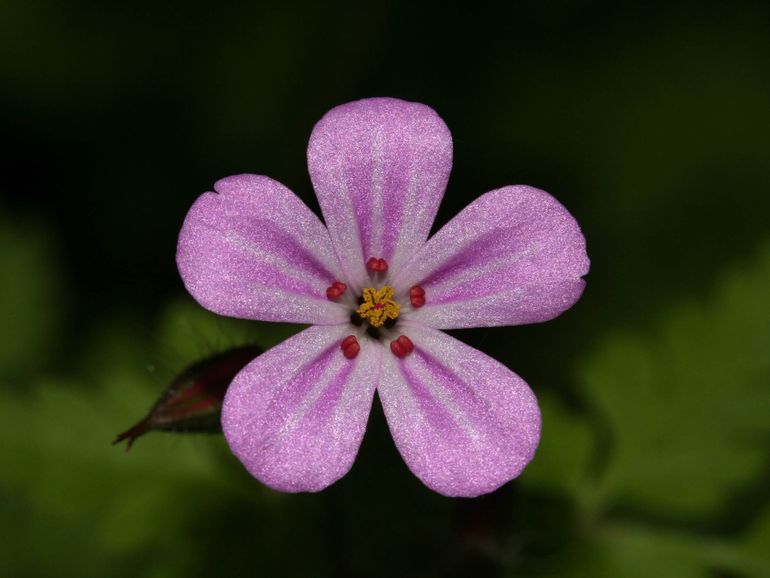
0 214 64 381
579 243 770 520
1 1 769 577
523 242 770 578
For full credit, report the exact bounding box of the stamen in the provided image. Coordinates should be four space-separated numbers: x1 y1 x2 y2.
326 281 347 300
366 257 389 273
390 335 414 358
409 285 426 308
357 286 400 327
341 335 360 359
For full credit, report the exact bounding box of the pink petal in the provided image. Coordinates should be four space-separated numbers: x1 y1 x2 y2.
377 324 541 497
221 325 379 492
177 174 349 325
307 97 452 291
392 186 589 329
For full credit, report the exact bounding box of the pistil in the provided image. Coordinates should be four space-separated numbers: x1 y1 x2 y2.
357 286 400 327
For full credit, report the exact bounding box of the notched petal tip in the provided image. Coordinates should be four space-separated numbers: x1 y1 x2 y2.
212 173 276 197
395 184 590 330
312 96 450 131
175 173 348 325
307 97 454 284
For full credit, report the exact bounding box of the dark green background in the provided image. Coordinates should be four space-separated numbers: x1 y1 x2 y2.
2 1 769 577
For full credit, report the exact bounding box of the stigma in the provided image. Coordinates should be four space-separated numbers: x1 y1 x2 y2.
357 286 400 327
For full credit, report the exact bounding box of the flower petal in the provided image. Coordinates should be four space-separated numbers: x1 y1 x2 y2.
307 97 452 291
177 174 348 325
377 324 541 497
392 186 589 329
222 325 380 492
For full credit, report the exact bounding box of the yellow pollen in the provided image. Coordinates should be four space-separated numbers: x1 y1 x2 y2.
357 286 400 327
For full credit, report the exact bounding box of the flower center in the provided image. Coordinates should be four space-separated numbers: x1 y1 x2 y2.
356 286 400 328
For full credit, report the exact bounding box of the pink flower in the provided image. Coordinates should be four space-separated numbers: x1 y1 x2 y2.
177 97 589 497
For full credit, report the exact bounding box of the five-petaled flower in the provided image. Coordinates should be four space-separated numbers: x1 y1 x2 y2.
177 97 589 497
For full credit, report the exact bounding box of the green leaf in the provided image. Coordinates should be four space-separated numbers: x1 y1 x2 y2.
0 288 328 578
0 359 249 575
578 240 770 518
0 214 64 379
519 393 594 501
742 503 770 569
566 522 764 578
155 297 303 366
0 304 285 578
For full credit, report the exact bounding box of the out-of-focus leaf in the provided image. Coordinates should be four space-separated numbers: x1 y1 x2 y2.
511 241 770 578
0 371 229 578
578 240 770 518
0 310 267 578
0 214 63 379
155 298 301 366
0 296 324 578
743 504 770 569
0 363 334 578
563 522 770 578
519 393 594 501
569 524 709 578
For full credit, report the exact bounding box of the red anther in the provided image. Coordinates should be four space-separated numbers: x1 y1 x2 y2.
409 285 426 307
390 335 414 358
366 257 388 273
398 335 414 353
341 335 360 359
326 281 347 300
341 335 357 349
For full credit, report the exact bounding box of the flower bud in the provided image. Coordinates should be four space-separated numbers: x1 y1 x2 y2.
113 345 261 450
